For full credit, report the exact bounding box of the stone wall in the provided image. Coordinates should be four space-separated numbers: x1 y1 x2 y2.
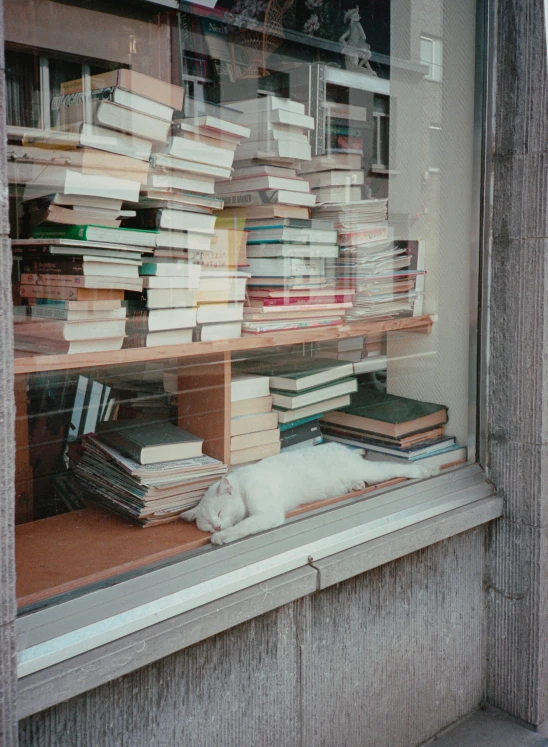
18 531 485 747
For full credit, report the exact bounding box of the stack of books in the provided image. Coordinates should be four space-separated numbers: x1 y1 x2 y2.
230 374 280 464
331 238 426 321
241 219 354 334
319 335 388 375
193 225 248 341
214 96 314 223
71 420 228 526
300 153 365 205
230 96 314 169
319 336 366 363
123 259 201 348
320 389 467 470
11 229 157 353
235 356 358 428
135 105 252 342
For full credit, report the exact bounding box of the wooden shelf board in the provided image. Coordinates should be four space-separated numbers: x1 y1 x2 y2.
13 315 434 375
16 477 408 609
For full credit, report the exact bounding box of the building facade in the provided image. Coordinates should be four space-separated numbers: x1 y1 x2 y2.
1 0 547 744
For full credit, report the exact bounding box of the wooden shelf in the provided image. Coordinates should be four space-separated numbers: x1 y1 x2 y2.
16 479 408 609
13 315 434 375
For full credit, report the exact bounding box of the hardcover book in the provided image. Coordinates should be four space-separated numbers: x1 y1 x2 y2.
320 390 448 438
97 421 203 465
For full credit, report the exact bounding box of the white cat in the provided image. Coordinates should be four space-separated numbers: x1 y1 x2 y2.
181 442 436 546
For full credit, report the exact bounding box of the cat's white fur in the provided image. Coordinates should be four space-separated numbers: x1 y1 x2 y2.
181 442 436 546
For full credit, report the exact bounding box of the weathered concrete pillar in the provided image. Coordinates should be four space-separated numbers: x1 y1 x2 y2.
0 0 18 743
486 0 548 730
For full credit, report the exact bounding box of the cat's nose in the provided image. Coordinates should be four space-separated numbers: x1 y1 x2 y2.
214 525 221 532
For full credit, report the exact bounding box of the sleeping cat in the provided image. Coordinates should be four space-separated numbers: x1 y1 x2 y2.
181 442 436 545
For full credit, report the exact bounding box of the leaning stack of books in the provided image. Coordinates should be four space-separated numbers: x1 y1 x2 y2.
71 420 228 527
235 356 358 429
320 389 467 470
123 259 200 348
22 68 187 229
241 219 353 335
230 374 280 464
216 96 315 223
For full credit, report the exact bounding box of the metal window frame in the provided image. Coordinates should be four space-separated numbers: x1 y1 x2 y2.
14 0 496 710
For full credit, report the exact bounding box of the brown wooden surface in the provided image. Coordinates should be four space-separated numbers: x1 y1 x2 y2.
13 315 434 375
15 458 466 608
177 353 231 464
15 476 414 609
15 505 211 608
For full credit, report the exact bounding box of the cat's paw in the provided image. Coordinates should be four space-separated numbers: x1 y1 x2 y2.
408 465 439 479
211 529 237 545
180 509 197 523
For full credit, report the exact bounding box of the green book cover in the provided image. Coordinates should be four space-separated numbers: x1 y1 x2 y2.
340 389 447 425
235 356 354 392
270 377 357 409
32 224 158 241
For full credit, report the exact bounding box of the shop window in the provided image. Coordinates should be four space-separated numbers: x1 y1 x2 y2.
6 0 479 634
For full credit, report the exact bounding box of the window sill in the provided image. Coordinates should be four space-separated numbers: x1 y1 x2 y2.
16 464 501 718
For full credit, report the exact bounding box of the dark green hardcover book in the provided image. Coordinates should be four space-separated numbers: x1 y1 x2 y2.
97 420 203 465
235 356 354 392
320 389 448 438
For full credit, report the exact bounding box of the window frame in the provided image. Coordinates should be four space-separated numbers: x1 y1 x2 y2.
10 0 495 705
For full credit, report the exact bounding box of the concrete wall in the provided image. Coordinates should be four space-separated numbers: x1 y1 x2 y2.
18 530 485 747
0 0 18 740
485 0 548 731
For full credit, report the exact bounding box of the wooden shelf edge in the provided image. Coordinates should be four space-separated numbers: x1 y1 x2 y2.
13 315 434 375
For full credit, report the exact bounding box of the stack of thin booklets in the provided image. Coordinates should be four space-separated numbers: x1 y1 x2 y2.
235 356 358 428
329 238 426 321
320 389 467 470
241 219 353 334
71 420 228 526
230 373 280 464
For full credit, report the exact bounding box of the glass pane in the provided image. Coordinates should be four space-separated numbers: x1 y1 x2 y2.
7 0 479 609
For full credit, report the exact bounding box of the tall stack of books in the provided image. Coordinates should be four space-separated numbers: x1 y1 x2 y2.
71 421 228 527
320 389 467 470
241 219 353 334
231 374 280 464
11 69 196 353
235 356 358 431
133 105 252 342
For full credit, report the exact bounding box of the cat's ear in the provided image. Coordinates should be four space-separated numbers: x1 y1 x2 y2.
217 476 233 495
181 508 197 522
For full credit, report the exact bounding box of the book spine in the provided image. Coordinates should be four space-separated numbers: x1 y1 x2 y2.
32 225 88 241
20 259 85 275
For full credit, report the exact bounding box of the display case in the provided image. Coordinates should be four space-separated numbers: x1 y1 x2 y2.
6 0 477 613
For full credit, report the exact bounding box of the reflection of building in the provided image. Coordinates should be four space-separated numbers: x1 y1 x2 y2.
1 1 548 745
